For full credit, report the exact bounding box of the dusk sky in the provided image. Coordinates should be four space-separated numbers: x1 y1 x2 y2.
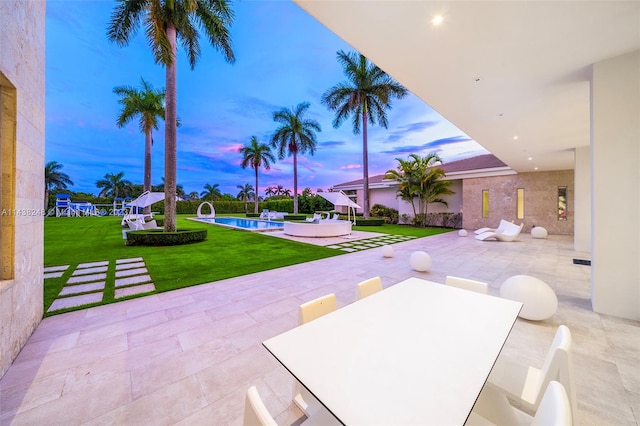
46 0 489 198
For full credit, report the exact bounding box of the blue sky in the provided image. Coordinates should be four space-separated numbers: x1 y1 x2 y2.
46 0 488 197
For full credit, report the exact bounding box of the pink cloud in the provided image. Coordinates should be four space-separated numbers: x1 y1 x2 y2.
340 164 361 169
220 143 244 153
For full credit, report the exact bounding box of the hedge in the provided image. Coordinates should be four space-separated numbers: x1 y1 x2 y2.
355 218 385 226
126 229 207 246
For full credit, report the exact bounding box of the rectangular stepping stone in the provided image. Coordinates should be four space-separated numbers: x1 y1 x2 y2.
115 268 148 278
353 246 369 250
72 266 108 276
77 261 109 268
60 282 105 296
326 245 342 249
67 273 107 284
44 265 69 272
44 272 65 279
47 293 103 312
340 248 357 252
115 283 156 299
116 257 144 264
115 275 151 288
115 261 145 270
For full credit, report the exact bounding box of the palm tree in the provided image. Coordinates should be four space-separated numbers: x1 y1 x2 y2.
96 172 133 199
187 191 200 201
270 102 321 214
108 0 235 232
265 186 276 198
385 153 454 227
236 183 254 213
240 136 276 214
321 50 408 218
113 77 165 214
275 184 286 196
44 161 74 209
200 183 221 202
281 188 292 197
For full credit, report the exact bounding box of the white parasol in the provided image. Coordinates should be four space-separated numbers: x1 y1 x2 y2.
319 190 361 224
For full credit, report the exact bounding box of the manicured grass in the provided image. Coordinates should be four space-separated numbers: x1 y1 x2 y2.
44 215 454 316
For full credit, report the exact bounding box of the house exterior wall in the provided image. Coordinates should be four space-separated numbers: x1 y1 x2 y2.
0 0 46 378
462 170 574 235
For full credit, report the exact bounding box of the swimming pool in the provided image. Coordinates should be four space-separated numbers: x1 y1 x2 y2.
191 217 284 232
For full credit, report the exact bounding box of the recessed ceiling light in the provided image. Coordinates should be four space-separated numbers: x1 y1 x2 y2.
534 167 539 171
528 157 533 161
513 136 519 140
432 15 444 25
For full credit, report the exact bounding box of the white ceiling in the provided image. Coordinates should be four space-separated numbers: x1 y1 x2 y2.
294 1 640 173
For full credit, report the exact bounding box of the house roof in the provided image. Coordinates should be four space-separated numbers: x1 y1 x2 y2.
331 154 511 190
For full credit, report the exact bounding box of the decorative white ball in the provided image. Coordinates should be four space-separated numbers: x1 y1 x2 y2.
531 226 548 239
381 245 394 258
458 229 468 237
410 251 432 272
500 275 558 321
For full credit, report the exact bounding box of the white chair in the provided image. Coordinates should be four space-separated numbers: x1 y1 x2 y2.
298 293 337 324
306 213 322 222
476 222 524 242
468 381 572 426
244 386 277 426
356 276 383 300
142 219 160 230
294 294 338 415
474 219 513 235
485 325 576 418
445 276 489 294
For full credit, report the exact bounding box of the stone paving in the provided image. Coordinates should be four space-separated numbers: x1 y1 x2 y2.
325 234 416 252
45 257 156 313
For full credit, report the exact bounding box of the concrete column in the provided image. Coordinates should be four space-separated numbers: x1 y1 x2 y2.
573 146 591 253
590 50 640 321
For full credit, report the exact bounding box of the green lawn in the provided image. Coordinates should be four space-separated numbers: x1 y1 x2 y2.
44 215 453 315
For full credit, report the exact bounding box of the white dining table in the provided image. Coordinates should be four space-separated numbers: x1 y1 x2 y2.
263 277 522 425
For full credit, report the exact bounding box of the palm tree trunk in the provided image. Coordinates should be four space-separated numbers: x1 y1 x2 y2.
143 127 153 215
362 109 370 219
164 24 178 232
293 150 298 214
254 166 259 214
44 187 49 210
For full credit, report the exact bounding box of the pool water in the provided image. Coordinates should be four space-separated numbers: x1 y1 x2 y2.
195 217 284 232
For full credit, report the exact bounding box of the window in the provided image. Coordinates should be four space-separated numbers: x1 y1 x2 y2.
558 186 567 221
0 72 16 280
516 188 525 219
482 190 489 218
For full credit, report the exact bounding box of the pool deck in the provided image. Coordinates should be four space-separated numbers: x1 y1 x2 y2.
1 232 638 425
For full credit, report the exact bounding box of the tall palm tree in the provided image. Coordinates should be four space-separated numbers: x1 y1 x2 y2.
236 183 254 213
200 183 221 202
113 77 165 214
44 161 74 209
270 102 321 214
96 172 133 199
240 136 276 214
265 186 276 198
275 184 286 196
108 0 235 232
321 50 408 218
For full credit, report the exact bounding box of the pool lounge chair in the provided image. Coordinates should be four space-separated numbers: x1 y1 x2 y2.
474 219 513 235
306 213 322 222
476 222 524 242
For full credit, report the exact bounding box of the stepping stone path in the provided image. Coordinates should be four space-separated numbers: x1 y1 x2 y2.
45 257 156 313
326 234 417 252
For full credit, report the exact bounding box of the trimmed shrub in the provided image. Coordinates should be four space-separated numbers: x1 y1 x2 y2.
283 214 306 221
246 213 260 218
355 218 385 226
126 229 207 246
370 204 399 224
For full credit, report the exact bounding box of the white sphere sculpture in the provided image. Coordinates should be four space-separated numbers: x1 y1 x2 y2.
410 251 432 272
458 229 468 237
381 245 394 258
500 275 558 321
531 226 548 239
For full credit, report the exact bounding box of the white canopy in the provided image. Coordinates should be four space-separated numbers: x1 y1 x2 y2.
128 191 165 208
319 191 361 209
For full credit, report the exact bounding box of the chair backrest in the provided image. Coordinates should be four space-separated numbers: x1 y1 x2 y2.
331 213 340 220
55 194 71 206
536 325 576 417
299 293 337 325
530 381 573 426
244 386 278 426
142 219 158 229
357 277 383 300
127 220 144 231
445 276 489 294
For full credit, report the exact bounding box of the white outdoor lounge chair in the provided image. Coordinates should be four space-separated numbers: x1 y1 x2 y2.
474 219 513 235
475 222 524 242
306 213 322 222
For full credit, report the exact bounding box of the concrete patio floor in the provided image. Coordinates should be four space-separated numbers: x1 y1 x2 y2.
0 231 638 425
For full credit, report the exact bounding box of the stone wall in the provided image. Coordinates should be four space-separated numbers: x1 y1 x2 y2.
462 170 574 235
0 0 46 378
